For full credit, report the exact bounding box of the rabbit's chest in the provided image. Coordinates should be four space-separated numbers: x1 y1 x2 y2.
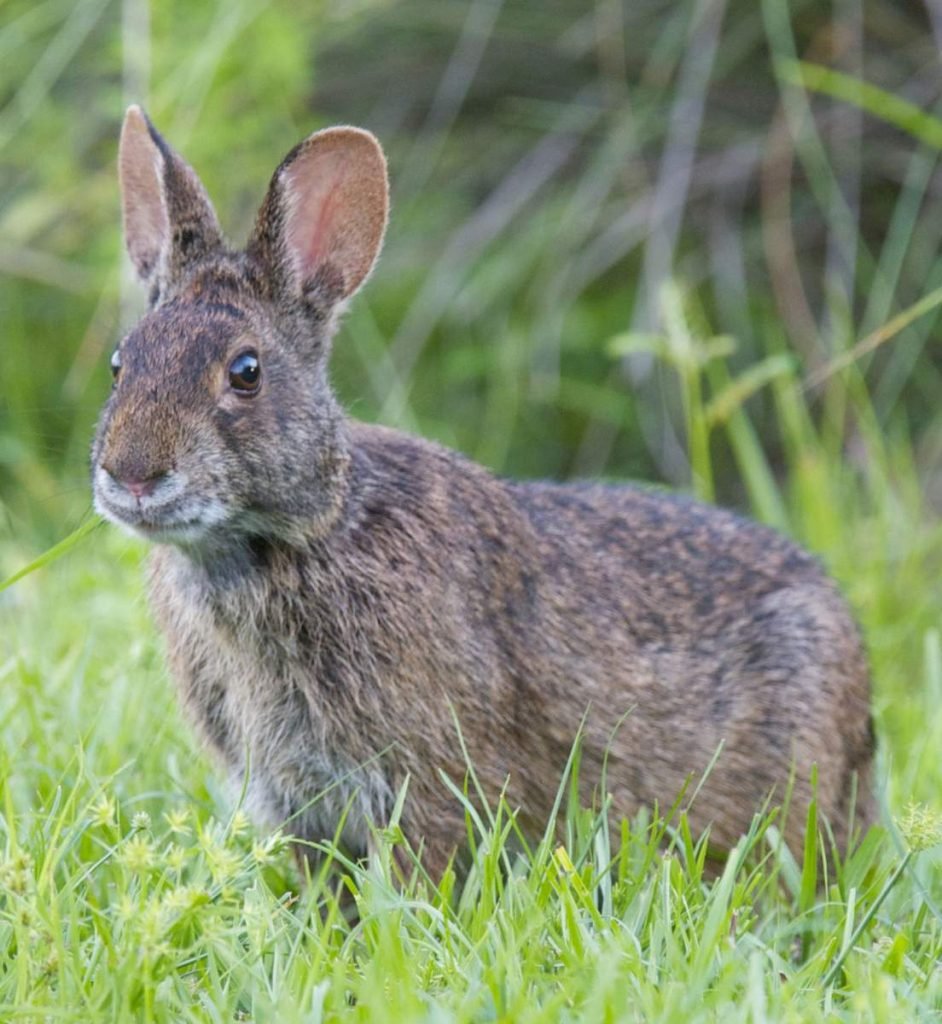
148 552 392 848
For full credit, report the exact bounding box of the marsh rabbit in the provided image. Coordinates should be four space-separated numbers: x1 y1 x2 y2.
92 106 875 877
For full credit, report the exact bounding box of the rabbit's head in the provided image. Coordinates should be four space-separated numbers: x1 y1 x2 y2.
92 107 388 547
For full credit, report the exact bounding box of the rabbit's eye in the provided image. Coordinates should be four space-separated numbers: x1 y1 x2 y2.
110 349 121 380
229 351 260 393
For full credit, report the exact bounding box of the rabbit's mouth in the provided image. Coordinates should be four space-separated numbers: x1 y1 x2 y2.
93 465 227 545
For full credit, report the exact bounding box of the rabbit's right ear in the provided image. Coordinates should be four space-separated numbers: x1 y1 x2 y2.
248 127 389 310
119 105 223 302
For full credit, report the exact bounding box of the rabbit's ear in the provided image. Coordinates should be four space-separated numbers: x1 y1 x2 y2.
119 106 223 299
248 127 388 307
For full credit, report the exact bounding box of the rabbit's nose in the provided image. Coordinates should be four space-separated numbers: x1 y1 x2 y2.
123 475 164 499
106 468 167 500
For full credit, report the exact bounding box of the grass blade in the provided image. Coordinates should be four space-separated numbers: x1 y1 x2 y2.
0 516 101 594
783 60 942 151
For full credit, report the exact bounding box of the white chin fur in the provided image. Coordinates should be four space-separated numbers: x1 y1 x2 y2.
93 465 229 544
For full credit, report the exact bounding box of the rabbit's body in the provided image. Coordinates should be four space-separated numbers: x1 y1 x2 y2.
93 109 875 876
148 419 874 872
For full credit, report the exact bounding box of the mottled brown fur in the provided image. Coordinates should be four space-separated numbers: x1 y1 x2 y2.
92 107 875 878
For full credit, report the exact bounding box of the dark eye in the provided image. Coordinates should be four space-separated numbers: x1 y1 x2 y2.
228 351 260 393
110 349 121 380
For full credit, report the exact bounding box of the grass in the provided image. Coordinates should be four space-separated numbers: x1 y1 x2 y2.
4 0 942 1018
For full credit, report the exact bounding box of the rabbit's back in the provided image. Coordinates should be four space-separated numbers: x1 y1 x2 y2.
509 477 874 850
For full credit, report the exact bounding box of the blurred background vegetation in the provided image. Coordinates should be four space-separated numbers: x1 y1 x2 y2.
6 9 942 1009
1 0 941 550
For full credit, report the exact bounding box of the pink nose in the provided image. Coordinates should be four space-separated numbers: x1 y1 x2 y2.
125 478 158 499
114 474 165 499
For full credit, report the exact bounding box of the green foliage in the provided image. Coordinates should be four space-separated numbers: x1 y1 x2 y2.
4 0 942 1018
6 0 942 541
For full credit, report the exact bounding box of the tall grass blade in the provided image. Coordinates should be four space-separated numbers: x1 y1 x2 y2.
783 60 942 150
0 516 101 594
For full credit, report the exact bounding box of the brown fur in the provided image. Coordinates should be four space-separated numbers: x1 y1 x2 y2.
92 107 875 878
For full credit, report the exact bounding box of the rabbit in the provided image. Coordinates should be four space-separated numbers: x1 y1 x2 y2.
92 106 875 879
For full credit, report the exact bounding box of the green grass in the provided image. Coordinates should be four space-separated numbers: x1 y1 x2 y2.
5 0 942 1017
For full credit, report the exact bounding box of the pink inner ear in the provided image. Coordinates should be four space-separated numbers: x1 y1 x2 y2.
125 180 168 271
120 111 170 278
268 126 388 300
284 152 347 287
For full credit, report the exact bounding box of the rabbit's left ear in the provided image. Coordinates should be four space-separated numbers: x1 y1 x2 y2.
248 127 389 307
119 105 224 303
